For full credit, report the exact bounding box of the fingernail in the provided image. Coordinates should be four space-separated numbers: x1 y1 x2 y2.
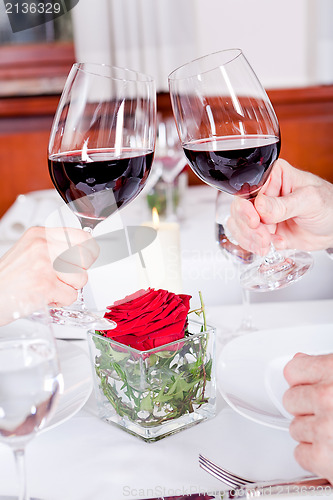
274 237 287 250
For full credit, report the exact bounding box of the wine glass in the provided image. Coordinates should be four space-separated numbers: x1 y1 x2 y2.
0 300 62 500
147 115 187 220
48 63 156 326
168 49 313 291
215 190 257 334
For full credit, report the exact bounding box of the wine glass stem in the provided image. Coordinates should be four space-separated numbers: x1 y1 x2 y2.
240 288 253 330
13 447 28 500
166 182 173 219
264 242 284 265
76 226 94 311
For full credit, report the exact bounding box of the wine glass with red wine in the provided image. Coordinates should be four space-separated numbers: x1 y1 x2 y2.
169 49 313 291
48 63 156 326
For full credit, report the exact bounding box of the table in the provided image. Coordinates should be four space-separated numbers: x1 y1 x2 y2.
0 300 332 499
0 186 332 499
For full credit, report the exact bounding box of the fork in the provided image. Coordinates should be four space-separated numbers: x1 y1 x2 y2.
199 453 320 489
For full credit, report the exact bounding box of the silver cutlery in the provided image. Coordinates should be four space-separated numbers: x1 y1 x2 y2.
135 477 332 500
199 453 330 491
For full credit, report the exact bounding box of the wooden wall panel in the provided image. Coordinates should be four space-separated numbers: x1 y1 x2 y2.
0 85 332 218
0 43 75 82
0 129 54 217
268 86 333 184
0 96 60 217
158 87 333 186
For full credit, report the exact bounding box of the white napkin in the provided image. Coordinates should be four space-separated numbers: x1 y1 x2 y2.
0 191 61 241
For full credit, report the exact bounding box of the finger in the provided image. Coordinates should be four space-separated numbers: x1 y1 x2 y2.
283 385 317 416
260 160 284 197
53 240 99 273
284 354 333 387
45 226 93 247
260 159 297 197
255 184 325 226
51 279 79 307
271 233 288 250
227 216 271 256
45 227 100 266
56 269 89 291
294 442 314 473
293 352 310 359
289 415 316 444
230 197 261 229
261 159 316 197
36 272 79 307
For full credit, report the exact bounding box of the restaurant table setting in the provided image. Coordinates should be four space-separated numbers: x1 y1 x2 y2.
0 183 332 500
1 53 333 500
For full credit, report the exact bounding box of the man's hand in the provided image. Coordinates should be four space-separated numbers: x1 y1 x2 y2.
283 353 333 484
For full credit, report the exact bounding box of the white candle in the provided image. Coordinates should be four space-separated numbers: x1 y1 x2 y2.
139 208 183 293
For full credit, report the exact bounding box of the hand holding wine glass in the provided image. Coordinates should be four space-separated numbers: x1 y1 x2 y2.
227 158 333 254
169 49 313 291
0 227 99 327
0 300 61 500
48 63 156 326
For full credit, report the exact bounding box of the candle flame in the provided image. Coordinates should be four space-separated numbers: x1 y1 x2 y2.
152 207 159 229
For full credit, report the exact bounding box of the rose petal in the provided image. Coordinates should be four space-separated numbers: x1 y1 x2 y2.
102 288 192 351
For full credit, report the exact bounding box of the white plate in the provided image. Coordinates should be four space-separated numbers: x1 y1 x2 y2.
43 340 92 431
265 355 294 420
217 323 333 430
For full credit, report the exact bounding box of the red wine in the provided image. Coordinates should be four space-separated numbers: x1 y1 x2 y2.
216 222 255 264
49 149 153 227
183 135 280 198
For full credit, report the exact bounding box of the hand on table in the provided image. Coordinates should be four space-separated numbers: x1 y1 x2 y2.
227 159 333 255
283 353 333 485
0 226 99 325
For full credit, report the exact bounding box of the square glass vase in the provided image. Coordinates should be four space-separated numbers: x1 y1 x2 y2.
87 320 216 442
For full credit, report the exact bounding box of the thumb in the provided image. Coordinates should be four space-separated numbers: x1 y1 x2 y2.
255 189 308 224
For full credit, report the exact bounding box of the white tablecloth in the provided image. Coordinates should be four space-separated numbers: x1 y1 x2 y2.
0 300 332 499
0 186 333 499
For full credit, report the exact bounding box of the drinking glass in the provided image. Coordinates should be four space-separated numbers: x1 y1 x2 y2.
147 115 187 221
215 190 257 333
169 49 313 291
48 63 156 325
0 301 62 500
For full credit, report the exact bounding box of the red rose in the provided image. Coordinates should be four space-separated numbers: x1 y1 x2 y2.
101 288 191 351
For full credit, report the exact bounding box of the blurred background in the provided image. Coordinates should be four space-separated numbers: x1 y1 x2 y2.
0 0 333 217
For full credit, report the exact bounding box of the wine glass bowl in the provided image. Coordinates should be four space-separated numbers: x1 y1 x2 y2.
156 115 186 185
47 63 156 325
49 63 156 230
169 49 313 291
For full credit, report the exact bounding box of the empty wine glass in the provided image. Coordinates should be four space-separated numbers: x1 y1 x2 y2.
0 300 62 500
215 191 257 334
148 115 187 220
48 63 156 326
156 116 187 182
169 49 313 291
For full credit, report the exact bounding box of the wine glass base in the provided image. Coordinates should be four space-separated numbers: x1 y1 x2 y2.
48 307 116 330
235 323 258 334
240 250 313 292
